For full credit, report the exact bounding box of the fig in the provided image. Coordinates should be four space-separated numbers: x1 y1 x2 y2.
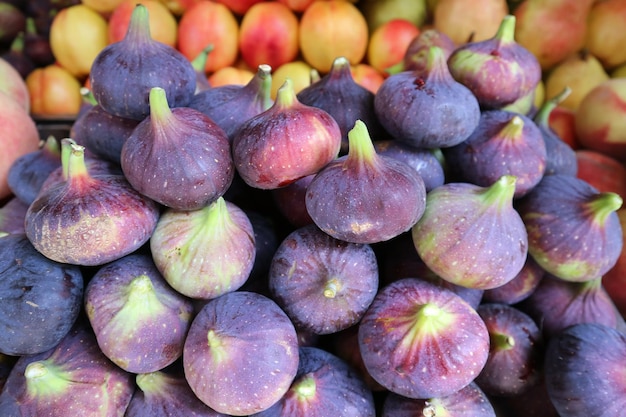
305 120 426 244
85 253 195 373
25 139 160 266
386 28 457 75
7 135 61 205
250 346 376 417
297 56 386 153
0 196 29 234
447 15 542 109
516 174 623 281
183 291 299 416
482 255 544 305
0 233 83 356
188 64 274 142
268 224 379 335
358 278 490 399
121 86 234 211
89 4 196 120
373 46 481 149
270 173 315 228
191 44 213 93
232 78 342 190
412 175 529 290
0 324 134 416
150 197 256 300
442 109 547 198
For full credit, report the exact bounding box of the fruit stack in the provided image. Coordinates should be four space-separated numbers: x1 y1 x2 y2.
1 1 626 416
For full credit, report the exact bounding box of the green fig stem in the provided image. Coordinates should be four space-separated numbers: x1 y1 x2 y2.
385 61 405 75
275 78 297 109
323 278 341 299
310 68 321 84
494 14 516 45
0 232 9 239
294 376 316 400
61 138 90 183
254 64 274 111
10 31 24 53
346 120 378 167
126 275 158 305
191 44 213 73
481 175 517 210
207 330 227 363
491 333 515 350
580 277 602 292
25 361 70 398
136 372 167 393
80 87 98 106
42 135 60 157
125 4 152 44
585 192 623 226
499 115 525 140
149 87 174 124
201 197 233 232
25 17 37 36
422 46 450 83
330 56 353 81
534 86 572 126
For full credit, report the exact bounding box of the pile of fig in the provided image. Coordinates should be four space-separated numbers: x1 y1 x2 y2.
2 6 625 417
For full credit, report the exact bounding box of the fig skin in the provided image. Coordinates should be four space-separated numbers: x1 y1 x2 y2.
250 346 376 417
150 197 256 300
305 120 426 244
183 291 299 416
24 140 160 266
0 197 29 234
482 255 544 305
516 174 623 281
270 173 315 228
0 323 135 417
545 323 626 417
387 28 457 75
0 233 83 356
84 253 195 374
412 175 529 290
121 87 234 211
268 224 379 335
358 278 490 399
89 4 196 121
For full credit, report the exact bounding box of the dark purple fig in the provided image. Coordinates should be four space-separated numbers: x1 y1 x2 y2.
242 209 281 287
121 86 234 210
475 303 543 397
516 174 623 281
0 197 28 234
89 4 196 120
0 324 134 416
491 376 559 417
232 78 341 190
305 120 426 244
188 64 273 142
0 2 24 47
373 140 445 192
191 44 213 93
23 16 53 66
270 173 315 228
442 109 547 198
150 197 256 300
25 139 160 266
268 224 379 335
386 28 457 75
447 15 542 109
85 253 194 373
0 31 34 79
533 86 578 176
0 353 17 393
183 291 299 415
7 135 61 205
374 46 481 149
0 233 83 356
297 56 386 153
358 278 490 399
412 175 528 290
250 346 376 417
482 255 544 305
126 370 228 417
381 383 496 417
545 323 626 417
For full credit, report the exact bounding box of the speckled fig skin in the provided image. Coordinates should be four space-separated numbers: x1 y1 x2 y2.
516 174 623 281
268 224 379 335
250 346 376 417
183 291 299 416
482 255 545 305
443 109 547 198
84 253 194 374
305 120 426 244
358 278 490 399
412 175 528 290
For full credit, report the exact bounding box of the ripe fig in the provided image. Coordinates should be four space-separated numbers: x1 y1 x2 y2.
482 255 544 305
412 175 528 289
25 139 160 266
374 46 481 149
121 86 234 211
386 28 457 75
447 15 542 109
0 197 29 234
305 120 426 244
270 173 315 228
232 78 342 189
89 4 196 120
516 174 623 281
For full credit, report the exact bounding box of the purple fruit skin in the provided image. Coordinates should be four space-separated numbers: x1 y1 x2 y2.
85 253 194 374
539 123 577 177
269 224 379 335
482 255 544 305
270 174 315 228
183 291 299 416
358 278 490 399
0 197 29 234
545 323 626 417
251 346 376 417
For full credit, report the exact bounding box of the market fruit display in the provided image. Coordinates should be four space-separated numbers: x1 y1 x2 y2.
2 1 626 416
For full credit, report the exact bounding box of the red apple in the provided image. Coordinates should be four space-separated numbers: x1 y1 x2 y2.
549 105 580 150
575 149 626 199
366 19 420 75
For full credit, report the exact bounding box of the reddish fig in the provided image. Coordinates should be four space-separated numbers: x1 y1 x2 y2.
386 28 457 75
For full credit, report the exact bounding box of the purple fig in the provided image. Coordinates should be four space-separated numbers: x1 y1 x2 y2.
442 109 547 198
270 173 315 228
386 28 457 75
374 46 481 149
516 174 623 281
23 16 54 67
305 120 426 244
25 139 160 266
447 14 542 109
412 175 529 290
0 31 35 79
482 255 544 305
121 86 234 211
89 4 196 120
0 2 25 47
191 44 213 93
232 78 342 190
0 197 28 234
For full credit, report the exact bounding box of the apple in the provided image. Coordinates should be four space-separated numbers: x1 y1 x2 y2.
575 149 626 199
108 0 178 47
366 19 420 75
25 64 82 118
0 57 29 112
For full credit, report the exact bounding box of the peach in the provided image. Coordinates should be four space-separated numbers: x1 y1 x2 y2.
351 63 385 94
585 0 626 70
433 0 508 45
549 105 580 150
366 19 420 75
277 0 317 13
25 64 83 118
207 66 255 87
108 0 178 47
213 0 265 15
0 57 29 112
270 60 313 100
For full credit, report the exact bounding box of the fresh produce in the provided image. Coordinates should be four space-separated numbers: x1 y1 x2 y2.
108 0 178 47
433 0 508 45
25 63 82 117
0 55 29 111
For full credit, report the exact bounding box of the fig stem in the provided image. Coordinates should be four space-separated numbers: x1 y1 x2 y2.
425 46 449 81
323 279 341 299
499 115 525 141
24 361 70 397
346 120 378 167
42 135 60 157
207 330 227 363
480 175 517 210
494 15 516 45
149 87 173 123
127 275 157 303
80 87 97 106
136 372 166 392
275 78 297 109
202 197 232 231
294 376 316 399
125 4 152 44
255 64 274 111
61 138 91 183
534 86 572 126
585 192 623 226
192 44 214 73
491 332 516 350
